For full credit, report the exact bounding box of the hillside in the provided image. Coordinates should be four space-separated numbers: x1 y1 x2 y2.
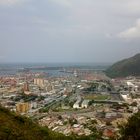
118 112 140 140
106 54 140 78
0 106 75 140
0 106 103 140
1 106 140 140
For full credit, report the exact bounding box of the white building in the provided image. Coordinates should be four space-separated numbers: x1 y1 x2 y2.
73 96 82 109
81 100 90 108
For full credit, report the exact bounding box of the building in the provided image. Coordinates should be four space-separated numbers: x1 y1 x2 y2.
81 100 90 108
16 102 31 114
23 82 29 91
73 96 82 109
34 78 45 88
30 102 37 109
46 84 54 92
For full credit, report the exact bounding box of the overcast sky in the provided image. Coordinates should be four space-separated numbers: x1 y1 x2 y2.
0 0 140 63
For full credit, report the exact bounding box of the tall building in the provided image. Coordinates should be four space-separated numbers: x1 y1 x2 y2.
23 82 29 91
16 102 31 114
34 78 45 88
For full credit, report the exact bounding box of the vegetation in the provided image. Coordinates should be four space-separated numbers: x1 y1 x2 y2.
83 81 113 93
0 106 75 140
106 53 140 78
0 106 103 140
1 105 140 140
85 94 110 100
118 112 140 140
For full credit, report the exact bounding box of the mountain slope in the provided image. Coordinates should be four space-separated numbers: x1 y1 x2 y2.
106 54 140 78
0 106 103 140
0 106 75 140
118 112 140 140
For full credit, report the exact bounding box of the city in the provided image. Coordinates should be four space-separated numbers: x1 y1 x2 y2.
0 65 140 139
0 0 140 139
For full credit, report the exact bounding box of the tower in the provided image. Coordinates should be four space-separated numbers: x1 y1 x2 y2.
23 82 29 92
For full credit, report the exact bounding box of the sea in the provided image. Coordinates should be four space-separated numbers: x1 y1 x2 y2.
0 63 111 77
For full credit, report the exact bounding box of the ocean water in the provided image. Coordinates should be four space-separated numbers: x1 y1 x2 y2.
0 63 111 77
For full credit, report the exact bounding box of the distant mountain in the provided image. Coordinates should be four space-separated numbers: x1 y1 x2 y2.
106 54 140 78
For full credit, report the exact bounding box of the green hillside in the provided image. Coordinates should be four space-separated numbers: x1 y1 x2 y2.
0 106 103 140
106 54 140 78
118 112 140 140
0 106 75 140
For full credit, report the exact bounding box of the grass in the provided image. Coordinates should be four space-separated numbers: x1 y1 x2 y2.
84 94 110 100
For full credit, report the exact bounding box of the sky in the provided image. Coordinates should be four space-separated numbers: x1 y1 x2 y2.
0 0 140 63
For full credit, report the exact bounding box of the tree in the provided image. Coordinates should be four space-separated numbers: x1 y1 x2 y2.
131 102 137 107
58 115 62 120
119 112 140 140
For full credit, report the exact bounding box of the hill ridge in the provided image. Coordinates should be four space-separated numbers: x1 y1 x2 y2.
106 53 140 78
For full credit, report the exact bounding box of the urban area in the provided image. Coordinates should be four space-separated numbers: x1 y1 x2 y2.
0 66 140 139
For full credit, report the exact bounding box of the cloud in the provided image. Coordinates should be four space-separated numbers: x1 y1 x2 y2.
118 19 140 40
0 0 26 6
49 0 71 7
126 0 140 13
31 17 48 25
112 0 140 14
